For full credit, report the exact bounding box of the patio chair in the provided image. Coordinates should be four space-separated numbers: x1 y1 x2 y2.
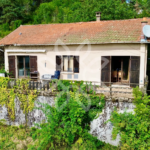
112 71 117 82
51 71 60 80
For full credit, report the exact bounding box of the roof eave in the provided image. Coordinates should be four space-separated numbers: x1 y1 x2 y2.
1 41 148 47
12 42 148 46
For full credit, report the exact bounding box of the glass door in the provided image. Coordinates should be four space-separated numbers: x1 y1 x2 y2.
25 57 30 76
18 56 30 78
18 56 24 77
122 56 130 83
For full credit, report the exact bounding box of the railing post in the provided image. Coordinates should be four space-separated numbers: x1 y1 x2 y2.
29 81 31 90
43 83 45 91
47 82 49 90
36 82 38 90
33 81 35 90
40 82 42 90
110 82 112 99
8 80 10 88
14 79 16 88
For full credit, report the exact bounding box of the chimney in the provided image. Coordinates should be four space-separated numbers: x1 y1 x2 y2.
96 12 101 22
141 17 148 42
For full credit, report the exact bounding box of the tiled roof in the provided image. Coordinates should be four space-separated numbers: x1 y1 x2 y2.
0 18 150 45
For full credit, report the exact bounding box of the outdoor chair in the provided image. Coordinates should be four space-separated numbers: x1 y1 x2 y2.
51 71 60 80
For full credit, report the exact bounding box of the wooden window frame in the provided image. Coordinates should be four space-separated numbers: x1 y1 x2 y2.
62 55 79 73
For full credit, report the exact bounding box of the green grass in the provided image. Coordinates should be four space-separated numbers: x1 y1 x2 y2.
0 124 34 150
0 123 118 150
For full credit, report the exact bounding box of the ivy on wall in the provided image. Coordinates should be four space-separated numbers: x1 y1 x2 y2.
0 77 38 122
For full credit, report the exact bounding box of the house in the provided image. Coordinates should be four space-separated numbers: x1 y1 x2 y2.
0 12 149 88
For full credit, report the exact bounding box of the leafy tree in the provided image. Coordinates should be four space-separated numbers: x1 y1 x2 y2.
33 2 55 24
0 0 23 24
0 0 148 38
136 0 150 17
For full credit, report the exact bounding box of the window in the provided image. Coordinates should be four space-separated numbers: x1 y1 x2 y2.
56 56 79 73
63 56 74 72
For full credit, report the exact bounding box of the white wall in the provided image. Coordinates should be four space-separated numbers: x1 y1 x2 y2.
4 43 145 83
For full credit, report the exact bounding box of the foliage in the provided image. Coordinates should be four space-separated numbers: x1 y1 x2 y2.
0 0 149 38
0 77 38 122
15 78 38 126
33 2 55 24
0 124 117 150
11 20 22 30
109 87 150 149
29 80 105 149
0 78 119 149
0 64 7 74
50 79 95 94
0 124 34 150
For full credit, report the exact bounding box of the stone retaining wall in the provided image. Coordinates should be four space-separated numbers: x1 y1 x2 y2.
0 96 134 146
0 96 55 126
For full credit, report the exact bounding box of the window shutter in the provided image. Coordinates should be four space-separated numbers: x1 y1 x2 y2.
101 56 111 85
8 56 16 78
130 56 140 86
29 56 37 72
74 56 79 73
56 56 62 71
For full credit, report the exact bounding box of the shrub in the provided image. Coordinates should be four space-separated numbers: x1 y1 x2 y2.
109 87 150 149
30 82 105 150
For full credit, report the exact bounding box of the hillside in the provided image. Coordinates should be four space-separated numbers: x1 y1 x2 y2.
0 0 149 39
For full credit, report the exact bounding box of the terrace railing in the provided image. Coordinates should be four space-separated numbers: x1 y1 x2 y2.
6 79 148 99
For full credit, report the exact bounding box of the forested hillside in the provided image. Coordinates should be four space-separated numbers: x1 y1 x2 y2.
0 0 150 39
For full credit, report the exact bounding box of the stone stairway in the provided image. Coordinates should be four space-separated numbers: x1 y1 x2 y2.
96 86 133 99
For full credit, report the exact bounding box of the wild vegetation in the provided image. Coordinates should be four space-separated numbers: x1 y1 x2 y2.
0 78 149 149
0 77 37 122
0 78 118 149
0 0 150 38
109 87 150 149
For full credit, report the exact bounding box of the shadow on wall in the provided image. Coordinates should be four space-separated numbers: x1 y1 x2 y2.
0 49 4 69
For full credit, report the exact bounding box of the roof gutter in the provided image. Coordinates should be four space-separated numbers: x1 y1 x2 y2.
1 41 149 47
11 42 149 46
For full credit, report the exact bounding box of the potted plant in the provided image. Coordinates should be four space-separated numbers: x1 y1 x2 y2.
0 64 7 77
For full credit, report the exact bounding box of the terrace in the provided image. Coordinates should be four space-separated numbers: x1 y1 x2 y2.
6 79 148 101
